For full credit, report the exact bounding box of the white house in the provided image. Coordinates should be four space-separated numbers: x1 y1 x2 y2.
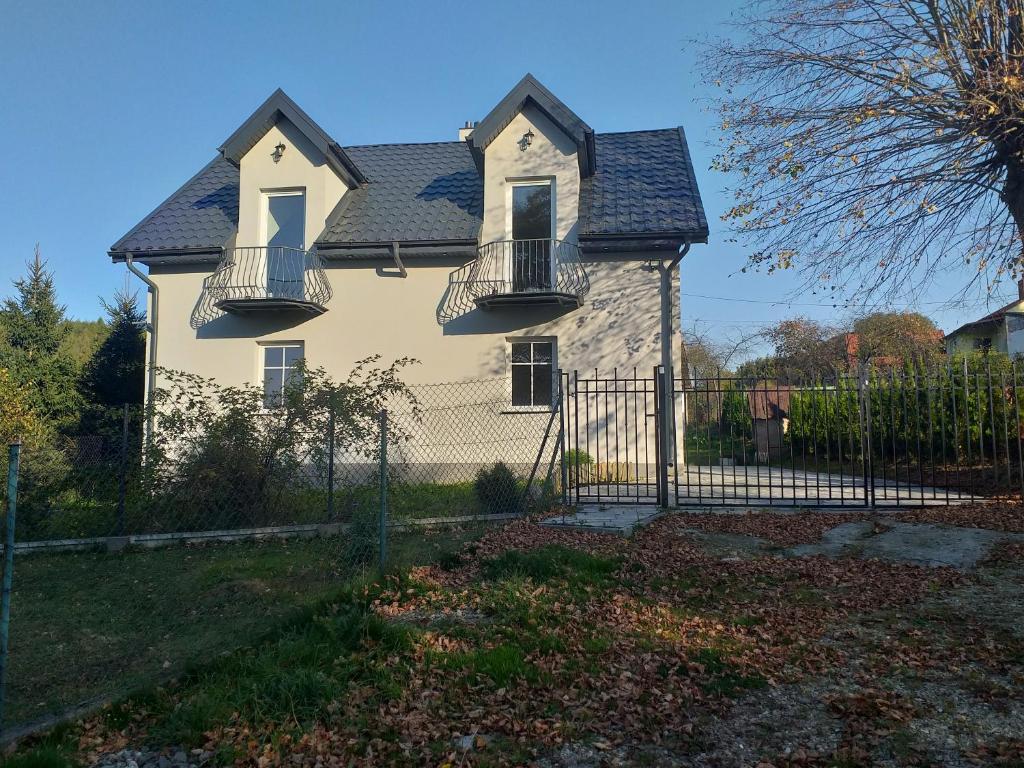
108 75 707 485
945 281 1024 357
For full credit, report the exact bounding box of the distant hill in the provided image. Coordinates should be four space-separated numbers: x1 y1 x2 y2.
62 318 109 368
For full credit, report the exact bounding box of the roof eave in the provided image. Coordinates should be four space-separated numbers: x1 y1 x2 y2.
315 239 478 260
579 230 709 253
108 247 225 265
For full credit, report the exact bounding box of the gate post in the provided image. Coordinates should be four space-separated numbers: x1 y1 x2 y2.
655 366 671 508
857 365 875 507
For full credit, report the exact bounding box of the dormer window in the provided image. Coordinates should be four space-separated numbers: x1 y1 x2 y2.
263 190 305 299
510 180 553 292
263 189 305 249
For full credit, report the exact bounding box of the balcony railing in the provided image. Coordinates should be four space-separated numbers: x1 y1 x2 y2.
203 246 332 315
466 239 590 309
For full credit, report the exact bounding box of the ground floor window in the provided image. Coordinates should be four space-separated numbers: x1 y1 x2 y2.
262 342 304 407
510 339 554 408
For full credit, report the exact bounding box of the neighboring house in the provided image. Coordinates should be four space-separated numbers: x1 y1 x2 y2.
945 281 1024 356
108 75 707 470
747 386 794 461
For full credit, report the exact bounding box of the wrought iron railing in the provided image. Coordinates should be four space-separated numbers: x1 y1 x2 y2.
467 239 590 303
203 246 333 308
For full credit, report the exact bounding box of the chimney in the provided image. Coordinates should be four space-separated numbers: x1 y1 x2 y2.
458 120 476 142
1018 277 1024 301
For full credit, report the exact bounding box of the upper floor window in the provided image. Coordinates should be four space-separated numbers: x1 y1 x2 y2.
263 190 305 299
262 342 304 407
510 339 555 409
511 182 552 241
510 181 553 292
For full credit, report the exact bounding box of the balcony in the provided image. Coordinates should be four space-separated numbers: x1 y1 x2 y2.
466 239 590 309
203 246 332 316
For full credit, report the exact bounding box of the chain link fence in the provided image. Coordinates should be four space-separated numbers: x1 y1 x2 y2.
0 377 561 738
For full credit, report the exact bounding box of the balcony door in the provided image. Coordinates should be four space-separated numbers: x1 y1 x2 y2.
511 182 553 292
263 191 305 300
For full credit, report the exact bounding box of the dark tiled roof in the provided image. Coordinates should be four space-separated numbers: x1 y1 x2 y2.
109 127 708 257
318 142 482 244
579 129 709 240
109 156 239 256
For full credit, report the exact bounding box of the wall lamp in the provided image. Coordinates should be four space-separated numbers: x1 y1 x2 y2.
272 143 286 163
518 129 535 151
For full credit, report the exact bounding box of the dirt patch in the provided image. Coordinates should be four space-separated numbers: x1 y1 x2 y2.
673 511 875 545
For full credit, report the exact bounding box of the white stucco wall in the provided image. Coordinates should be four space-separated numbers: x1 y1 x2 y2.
1006 313 1024 357
147 253 674 474
150 254 675 387
946 320 1008 355
236 117 348 248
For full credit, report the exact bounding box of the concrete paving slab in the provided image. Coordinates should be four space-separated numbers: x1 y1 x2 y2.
789 521 1024 569
541 505 663 535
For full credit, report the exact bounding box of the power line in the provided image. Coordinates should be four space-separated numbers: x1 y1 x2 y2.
680 291 1017 310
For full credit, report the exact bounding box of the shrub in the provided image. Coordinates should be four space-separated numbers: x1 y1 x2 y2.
562 448 595 487
563 448 594 468
474 462 521 515
139 356 417 532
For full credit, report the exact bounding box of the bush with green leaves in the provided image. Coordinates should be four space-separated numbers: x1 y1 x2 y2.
138 356 418 532
721 386 752 434
786 353 1024 469
474 462 521 515
562 448 595 487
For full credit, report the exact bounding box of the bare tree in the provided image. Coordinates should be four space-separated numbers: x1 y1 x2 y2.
680 323 761 378
706 0 1024 300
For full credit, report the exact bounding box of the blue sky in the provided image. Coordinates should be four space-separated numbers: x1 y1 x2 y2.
0 0 1014 358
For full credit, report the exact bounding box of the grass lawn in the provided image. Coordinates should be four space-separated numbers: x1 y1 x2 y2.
5 525 488 731
11 511 1024 767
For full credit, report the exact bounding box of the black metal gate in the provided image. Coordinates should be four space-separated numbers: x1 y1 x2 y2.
562 363 1024 508
561 370 664 505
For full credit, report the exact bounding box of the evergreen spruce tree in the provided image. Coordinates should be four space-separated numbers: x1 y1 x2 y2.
0 245 81 430
79 288 145 434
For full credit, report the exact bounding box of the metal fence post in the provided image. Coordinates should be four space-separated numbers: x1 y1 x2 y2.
378 409 388 572
558 374 568 506
326 406 336 522
117 404 129 536
0 440 22 737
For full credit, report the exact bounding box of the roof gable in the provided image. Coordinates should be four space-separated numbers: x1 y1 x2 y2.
469 74 596 177
218 88 366 187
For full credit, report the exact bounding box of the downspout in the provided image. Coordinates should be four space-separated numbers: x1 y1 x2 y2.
124 253 158 438
656 242 690 506
658 243 689 380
